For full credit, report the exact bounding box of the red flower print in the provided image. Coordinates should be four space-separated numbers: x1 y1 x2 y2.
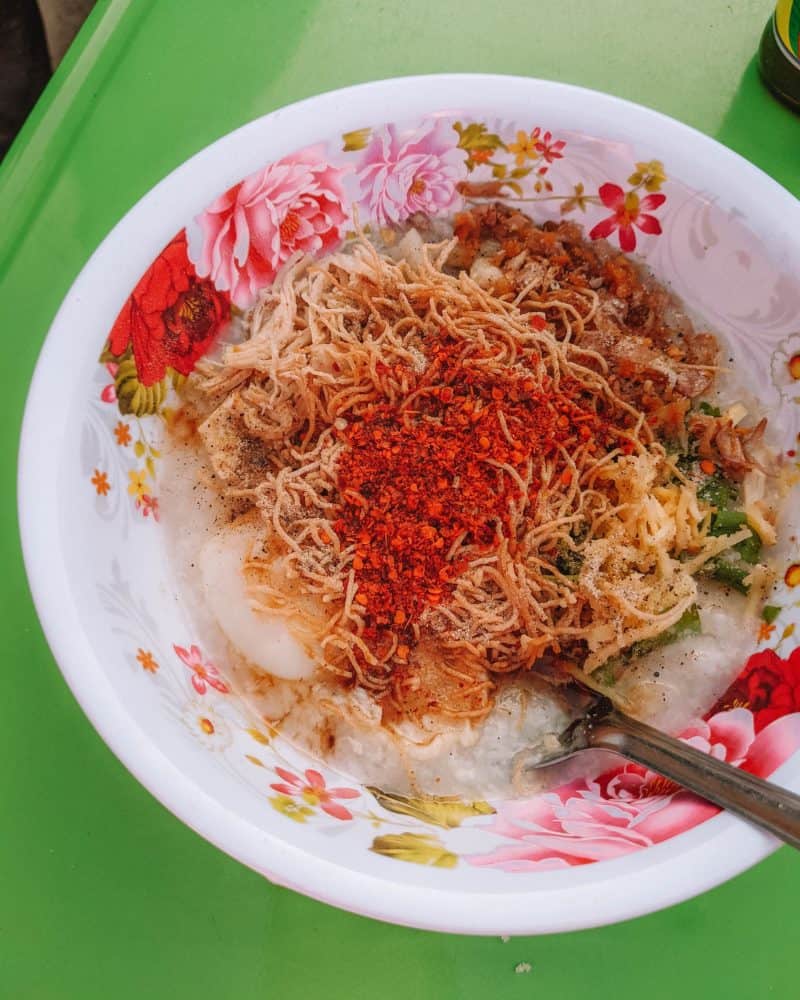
136 494 160 521
173 644 230 695
533 128 565 165
589 183 666 253
711 646 800 733
101 362 118 402
107 231 230 387
270 766 359 820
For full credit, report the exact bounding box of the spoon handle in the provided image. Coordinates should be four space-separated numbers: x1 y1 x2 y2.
588 708 800 850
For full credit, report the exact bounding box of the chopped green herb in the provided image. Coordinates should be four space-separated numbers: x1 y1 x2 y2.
697 474 738 509
675 450 697 474
702 511 761 588
697 401 722 417
555 542 583 577
762 605 781 625
707 505 761 563
571 521 590 545
709 509 747 535
735 530 762 565
705 558 750 594
595 663 617 687
626 605 702 660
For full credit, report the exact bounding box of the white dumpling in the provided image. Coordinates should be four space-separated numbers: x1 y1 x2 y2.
199 525 315 681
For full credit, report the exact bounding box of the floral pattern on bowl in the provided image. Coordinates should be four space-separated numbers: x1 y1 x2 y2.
66 105 800 902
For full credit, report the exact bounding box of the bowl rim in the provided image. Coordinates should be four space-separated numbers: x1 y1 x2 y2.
17 72 800 936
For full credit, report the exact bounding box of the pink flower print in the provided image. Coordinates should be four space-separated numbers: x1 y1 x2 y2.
173 644 230 695
136 494 160 521
101 362 118 403
354 119 462 228
680 711 753 765
589 183 666 253
193 149 347 308
270 766 360 820
532 128 565 165
467 708 800 872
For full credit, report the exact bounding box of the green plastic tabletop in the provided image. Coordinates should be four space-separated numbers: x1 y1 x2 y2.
2 1 799 996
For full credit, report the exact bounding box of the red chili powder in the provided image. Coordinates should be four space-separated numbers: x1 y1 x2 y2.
333 334 611 662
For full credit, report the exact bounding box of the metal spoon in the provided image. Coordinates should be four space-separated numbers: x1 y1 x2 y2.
523 691 800 850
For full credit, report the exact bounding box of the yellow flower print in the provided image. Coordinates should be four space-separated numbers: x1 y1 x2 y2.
560 182 589 214
627 160 667 192
507 130 538 167
127 468 148 499
269 794 314 823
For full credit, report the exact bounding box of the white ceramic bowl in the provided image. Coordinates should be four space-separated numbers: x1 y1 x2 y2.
19 75 800 935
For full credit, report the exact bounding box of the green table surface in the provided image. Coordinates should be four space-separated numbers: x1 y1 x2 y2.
2 1 799 996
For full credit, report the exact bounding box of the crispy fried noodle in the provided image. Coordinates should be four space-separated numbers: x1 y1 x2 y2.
185 206 778 729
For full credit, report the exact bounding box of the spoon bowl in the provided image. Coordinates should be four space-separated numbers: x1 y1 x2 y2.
522 689 800 850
